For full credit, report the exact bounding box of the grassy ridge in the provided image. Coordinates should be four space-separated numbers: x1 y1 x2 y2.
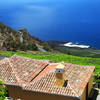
0 51 100 87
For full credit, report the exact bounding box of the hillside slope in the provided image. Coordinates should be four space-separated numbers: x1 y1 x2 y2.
0 22 51 51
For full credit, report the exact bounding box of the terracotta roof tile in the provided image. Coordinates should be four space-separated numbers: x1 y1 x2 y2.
34 63 59 81
9 55 48 83
24 71 77 97
0 61 19 85
0 57 9 65
24 63 95 97
0 55 95 98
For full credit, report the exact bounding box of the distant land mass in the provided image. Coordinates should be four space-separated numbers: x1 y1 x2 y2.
47 41 91 49
47 41 100 58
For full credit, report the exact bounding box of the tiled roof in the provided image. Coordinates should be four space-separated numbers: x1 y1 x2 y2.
0 61 18 85
24 69 77 97
0 57 9 64
24 63 95 97
9 55 49 84
0 55 48 85
0 55 95 98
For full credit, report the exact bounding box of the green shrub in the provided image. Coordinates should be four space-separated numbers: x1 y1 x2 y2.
0 80 7 100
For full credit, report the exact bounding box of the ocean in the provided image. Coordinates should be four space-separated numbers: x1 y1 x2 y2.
0 0 100 48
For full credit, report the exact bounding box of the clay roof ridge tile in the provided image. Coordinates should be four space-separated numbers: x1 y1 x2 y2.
8 61 23 85
0 57 9 65
25 69 55 88
11 55 50 63
68 82 80 97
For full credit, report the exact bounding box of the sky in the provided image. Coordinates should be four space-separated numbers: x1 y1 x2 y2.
0 0 100 48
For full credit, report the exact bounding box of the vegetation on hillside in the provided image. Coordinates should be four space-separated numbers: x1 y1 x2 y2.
0 51 100 88
56 48 100 58
0 22 52 52
3 36 38 51
0 80 7 100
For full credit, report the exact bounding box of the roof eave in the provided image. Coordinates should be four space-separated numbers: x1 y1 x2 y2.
4 83 80 100
23 88 80 100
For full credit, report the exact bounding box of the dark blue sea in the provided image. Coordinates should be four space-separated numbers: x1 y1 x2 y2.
0 0 100 48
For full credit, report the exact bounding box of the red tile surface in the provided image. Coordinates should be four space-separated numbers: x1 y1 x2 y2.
9 55 48 83
0 55 95 97
24 63 95 97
